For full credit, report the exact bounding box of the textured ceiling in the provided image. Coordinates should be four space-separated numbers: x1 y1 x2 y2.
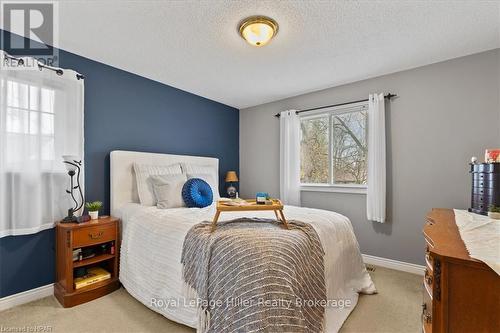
34 1 500 108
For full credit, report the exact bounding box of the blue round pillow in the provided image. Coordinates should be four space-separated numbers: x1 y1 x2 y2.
182 178 213 208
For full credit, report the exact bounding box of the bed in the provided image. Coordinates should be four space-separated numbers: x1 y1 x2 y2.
110 150 376 333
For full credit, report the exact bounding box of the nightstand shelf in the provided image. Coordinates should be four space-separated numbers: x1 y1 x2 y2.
55 216 120 307
71 277 119 294
73 253 115 268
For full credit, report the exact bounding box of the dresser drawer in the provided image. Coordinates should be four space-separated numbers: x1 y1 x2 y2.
424 267 434 296
473 173 499 182
425 245 433 272
472 194 499 207
72 224 116 248
422 282 433 333
470 163 500 173
471 201 487 212
472 187 500 197
473 179 497 189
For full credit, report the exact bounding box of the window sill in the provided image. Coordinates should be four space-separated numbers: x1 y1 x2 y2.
300 184 367 194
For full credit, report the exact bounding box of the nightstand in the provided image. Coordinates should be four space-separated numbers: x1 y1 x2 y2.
54 216 120 307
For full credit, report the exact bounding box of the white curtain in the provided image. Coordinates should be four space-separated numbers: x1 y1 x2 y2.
279 110 301 206
367 93 386 222
0 51 84 237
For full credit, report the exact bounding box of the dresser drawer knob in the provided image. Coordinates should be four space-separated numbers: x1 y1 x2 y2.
425 269 433 285
425 253 432 263
425 247 433 264
89 231 103 239
421 303 432 324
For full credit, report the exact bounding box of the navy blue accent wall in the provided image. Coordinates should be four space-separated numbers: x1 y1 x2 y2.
0 30 239 298
0 229 55 297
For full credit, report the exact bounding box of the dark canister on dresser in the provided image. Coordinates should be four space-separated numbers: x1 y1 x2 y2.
469 163 500 215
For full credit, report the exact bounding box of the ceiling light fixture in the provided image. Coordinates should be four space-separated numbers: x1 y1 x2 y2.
238 16 278 47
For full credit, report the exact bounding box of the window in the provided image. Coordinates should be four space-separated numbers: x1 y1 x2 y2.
0 62 84 237
2 79 56 164
300 103 367 191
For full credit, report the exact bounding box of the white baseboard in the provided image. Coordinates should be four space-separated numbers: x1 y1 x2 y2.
0 255 423 311
0 283 54 312
362 254 425 276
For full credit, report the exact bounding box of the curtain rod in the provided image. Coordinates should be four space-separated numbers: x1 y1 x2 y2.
274 93 397 118
2 51 85 80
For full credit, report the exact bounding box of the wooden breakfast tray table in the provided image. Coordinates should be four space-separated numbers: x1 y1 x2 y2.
211 199 288 232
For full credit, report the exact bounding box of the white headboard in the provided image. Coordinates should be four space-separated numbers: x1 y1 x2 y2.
110 150 219 216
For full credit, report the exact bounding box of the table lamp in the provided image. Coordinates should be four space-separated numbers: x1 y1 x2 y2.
62 155 85 223
225 171 238 198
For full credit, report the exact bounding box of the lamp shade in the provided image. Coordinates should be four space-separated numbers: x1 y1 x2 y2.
62 155 80 172
225 171 239 182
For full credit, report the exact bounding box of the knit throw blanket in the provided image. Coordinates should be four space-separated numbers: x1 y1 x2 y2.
181 218 326 333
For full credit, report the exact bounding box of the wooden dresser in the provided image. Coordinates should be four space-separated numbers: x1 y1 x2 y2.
422 209 500 333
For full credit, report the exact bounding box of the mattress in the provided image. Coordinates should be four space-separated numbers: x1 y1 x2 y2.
118 203 376 333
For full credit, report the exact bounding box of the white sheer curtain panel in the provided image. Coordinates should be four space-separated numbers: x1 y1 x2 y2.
366 93 386 223
0 52 84 237
279 110 301 206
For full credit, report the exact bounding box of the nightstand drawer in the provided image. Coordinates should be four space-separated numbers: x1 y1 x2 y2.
73 224 116 248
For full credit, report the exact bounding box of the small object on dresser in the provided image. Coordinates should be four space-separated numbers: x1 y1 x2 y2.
85 201 103 220
78 215 91 223
62 155 85 223
488 205 500 220
485 149 500 163
471 156 478 164
468 162 500 215
256 192 269 204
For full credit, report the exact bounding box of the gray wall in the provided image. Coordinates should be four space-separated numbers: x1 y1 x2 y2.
240 49 500 265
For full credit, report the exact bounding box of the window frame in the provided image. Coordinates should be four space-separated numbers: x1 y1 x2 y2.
299 101 368 195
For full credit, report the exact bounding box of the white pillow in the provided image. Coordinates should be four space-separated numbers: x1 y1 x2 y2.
134 163 183 206
150 174 187 209
183 165 220 201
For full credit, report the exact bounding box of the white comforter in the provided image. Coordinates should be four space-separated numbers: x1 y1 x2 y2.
118 203 376 333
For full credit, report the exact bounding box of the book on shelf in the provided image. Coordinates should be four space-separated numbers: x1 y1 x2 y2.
74 267 111 290
72 248 81 262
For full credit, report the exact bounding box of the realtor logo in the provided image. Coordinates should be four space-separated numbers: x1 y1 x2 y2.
1 0 59 69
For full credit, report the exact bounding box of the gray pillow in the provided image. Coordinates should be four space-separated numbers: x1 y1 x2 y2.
150 174 187 209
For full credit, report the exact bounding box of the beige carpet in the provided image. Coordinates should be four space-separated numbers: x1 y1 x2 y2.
0 266 422 333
